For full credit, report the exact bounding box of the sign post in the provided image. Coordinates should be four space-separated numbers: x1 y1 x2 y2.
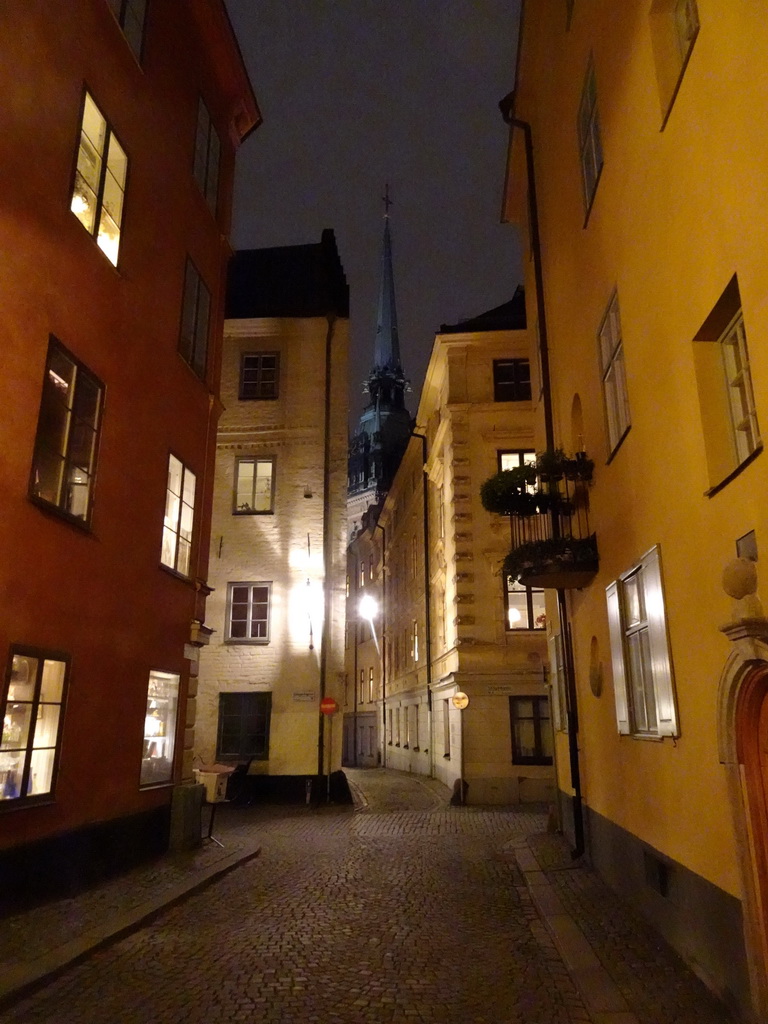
320 697 339 803
451 691 469 805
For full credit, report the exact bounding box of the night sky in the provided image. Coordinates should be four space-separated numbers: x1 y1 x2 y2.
225 1 523 424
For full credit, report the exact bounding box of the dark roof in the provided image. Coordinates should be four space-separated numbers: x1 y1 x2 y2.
439 285 526 334
226 229 349 320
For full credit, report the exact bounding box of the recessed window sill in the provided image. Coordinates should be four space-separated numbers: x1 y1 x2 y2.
605 425 631 465
0 795 56 813
582 167 603 229
225 638 269 646
443 753 451 760
139 781 176 791
159 563 197 587
28 494 94 533
233 509 275 516
706 445 763 498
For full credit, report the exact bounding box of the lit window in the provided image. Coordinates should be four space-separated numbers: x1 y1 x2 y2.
649 0 699 127
443 699 451 758
369 554 374 581
216 692 271 761
30 340 103 524
71 92 127 266
234 458 274 514
509 696 553 765
179 259 211 379
368 667 374 702
106 0 147 61
140 671 179 787
412 621 419 662
193 98 220 215
506 578 546 631
598 291 631 455
359 562 365 588
359 669 365 704
1 650 68 804
227 582 271 643
493 359 531 402
577 59 603 214
498 449 536 473
161 454 196 576
693 275 761 490
606 545 679 738
240 352 280 400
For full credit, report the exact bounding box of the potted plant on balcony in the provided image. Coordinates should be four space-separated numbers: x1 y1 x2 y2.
536 448 595 483
503 535 599 590
480 466 572 518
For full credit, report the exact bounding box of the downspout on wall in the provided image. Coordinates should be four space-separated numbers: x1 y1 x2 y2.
411 431 433 776
318 313 337 785
500 91 585 859
374 519 387 766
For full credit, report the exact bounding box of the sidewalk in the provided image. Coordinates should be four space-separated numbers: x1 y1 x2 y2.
0 806 266 1008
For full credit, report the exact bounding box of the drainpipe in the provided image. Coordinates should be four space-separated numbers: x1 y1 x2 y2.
374 519 387 766
411 432 433 777
318 314 337 788
500 97 585 859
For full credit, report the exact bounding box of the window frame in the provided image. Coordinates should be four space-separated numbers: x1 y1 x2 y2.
160 453 196 578
178 258 211 380
649 0 700 129
598 291 631 458
577 58 604 218
509 695 553 766
239 352 280 401
606 545 679 738
70 89 127 267
140 669 180 789
193 97 221 216
0 646 70 808
29 337 104 528
493 359 532 402
233 456 275 515
216 691 272 762
106 0 148 62
226 582 272 644
505 577 546 631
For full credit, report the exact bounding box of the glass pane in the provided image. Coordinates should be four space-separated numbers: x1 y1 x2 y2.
81 94 107 157
32 704 61 749
67 416 96 469
515 699 534 719
506 584 528 629
236 460 254 510
0 754 24 800
77 133 103 195
206 127 220 210
97 208 120 265
193 101 210 190
40 659 65 703
141 671 179 786
32 447 65 505
176 537 191 576
124 0 146 58
531 589 547 630
2 702 32 751
101 167 125 232
28 747 55 796
179 500 194 542
65 465 91 519
71 372 101 428
254 465 272 510
231 586 249 604
252 586 269 604
182 467 196 507
192 285 210 377
38 380 71 459
623 573 643 626
230 621 247 639
514 721 536 759
8 655 38 702
164 487 180 531
161 525 177 568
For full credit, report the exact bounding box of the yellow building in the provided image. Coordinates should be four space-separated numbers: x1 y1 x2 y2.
503 2 768 1016
195 233 349 799
351 294 552 803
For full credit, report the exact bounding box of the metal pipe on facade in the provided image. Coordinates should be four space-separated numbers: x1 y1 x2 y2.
411 431 433 775
500 91 585 859
317 314 337 789
374 519 387 766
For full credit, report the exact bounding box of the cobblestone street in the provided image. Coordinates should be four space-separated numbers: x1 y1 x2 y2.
0 770 734 1023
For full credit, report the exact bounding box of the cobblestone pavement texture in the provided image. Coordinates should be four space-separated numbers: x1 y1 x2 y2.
0 769 734 1023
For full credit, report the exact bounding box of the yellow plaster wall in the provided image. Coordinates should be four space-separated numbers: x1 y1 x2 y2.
511 0 768 895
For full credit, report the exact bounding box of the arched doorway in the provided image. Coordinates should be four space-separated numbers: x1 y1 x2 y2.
718 625 768 1018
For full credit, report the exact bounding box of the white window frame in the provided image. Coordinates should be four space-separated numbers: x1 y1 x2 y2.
598 291 631 455
720 312 760 466
233 457 275 514
161 454 196 576
226 582 272 644
70 91 127 266
140 670 179 788
606 545 678 738
577 59 604 214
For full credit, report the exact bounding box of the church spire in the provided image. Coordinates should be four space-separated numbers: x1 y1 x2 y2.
373 185 401 372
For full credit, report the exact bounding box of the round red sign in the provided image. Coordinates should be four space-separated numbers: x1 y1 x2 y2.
319 696 339 715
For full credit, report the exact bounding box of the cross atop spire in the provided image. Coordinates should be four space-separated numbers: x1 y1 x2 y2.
382 183 393 217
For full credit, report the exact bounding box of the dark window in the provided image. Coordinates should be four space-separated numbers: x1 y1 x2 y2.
30 339 104 525
578 60 604 213
509 696 553 765
0 648 69 805
240 353 280 400
493 359 531 402
216 692 271 761
227 583 271 642
193 98 220 214
505 577 546 631
179 259 210 379
106 0 147 61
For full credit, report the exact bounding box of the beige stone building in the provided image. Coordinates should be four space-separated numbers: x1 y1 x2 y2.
345 293 553 804
195 232 349 797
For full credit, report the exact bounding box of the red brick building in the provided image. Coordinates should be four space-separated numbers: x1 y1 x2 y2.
0 0 259 901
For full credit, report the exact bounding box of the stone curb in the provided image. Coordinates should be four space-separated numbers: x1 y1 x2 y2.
512 838 639 1024
0 840 262 1011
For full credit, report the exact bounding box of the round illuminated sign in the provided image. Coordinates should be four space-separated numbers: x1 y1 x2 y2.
451 691 469 710
320 696 339 715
